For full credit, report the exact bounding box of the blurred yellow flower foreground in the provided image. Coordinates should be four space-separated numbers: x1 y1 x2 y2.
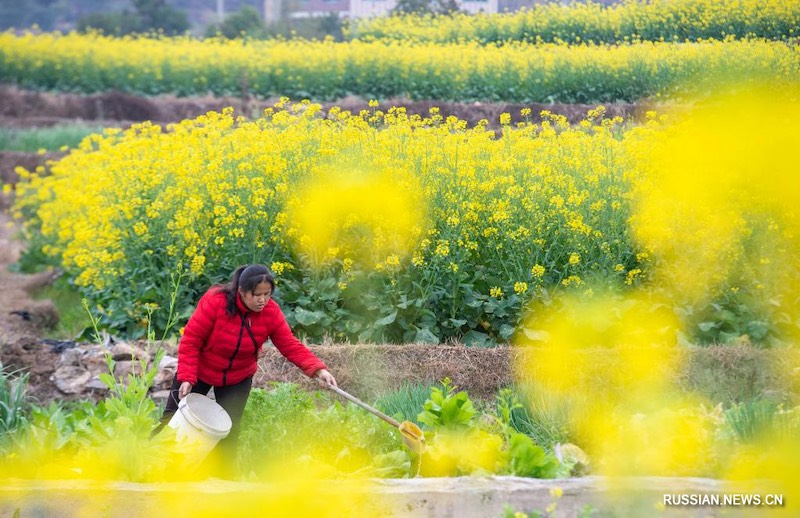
515 84 800 510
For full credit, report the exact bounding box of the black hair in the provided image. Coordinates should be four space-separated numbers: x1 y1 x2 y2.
222 264 275 316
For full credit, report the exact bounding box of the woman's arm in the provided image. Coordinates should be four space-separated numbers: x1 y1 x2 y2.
269 308 329 378
176 291 217 386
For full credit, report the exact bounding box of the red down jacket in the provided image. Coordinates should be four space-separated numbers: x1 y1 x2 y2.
176 287 327 386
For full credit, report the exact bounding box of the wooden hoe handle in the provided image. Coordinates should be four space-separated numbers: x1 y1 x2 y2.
327 385 401 428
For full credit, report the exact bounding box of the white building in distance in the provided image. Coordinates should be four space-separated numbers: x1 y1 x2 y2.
348 0 498 18
281 0 499 20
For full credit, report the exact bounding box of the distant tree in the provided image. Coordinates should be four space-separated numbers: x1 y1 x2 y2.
392 0 461 15
201 2 345 41
136 0 189 34
77 11 142 36
318 12 344 41
131 0 189 34
78 0 189 36
206 5 266 39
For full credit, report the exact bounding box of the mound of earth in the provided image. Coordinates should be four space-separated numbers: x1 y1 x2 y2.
0 85 644 130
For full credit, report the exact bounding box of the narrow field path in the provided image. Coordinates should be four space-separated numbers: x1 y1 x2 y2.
0 209 63 401
0 211 50 342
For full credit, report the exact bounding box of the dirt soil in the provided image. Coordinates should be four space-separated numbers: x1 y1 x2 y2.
0 86 646 405
0 85 645 130
0 211 65 403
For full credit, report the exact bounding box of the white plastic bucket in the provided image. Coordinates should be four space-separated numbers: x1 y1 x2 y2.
168 393 232 461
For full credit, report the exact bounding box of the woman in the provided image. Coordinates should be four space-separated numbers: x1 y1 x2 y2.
157 263 337 472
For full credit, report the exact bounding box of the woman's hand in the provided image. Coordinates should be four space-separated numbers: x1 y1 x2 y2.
314 369 337 388
178 381 193 399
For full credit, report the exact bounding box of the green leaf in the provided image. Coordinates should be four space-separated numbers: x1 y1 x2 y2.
463 330 491 347
506 432 559 477
745 320 769 341
345 319 363 334
370 451 411 478
719 331 742 343
697 321 719 332
417 380 477 430
358 328 376 343
499 324 516 340
440 393 476 427
99 373 115 391
414 327 439 344
294 307 325 326
375 310 398 327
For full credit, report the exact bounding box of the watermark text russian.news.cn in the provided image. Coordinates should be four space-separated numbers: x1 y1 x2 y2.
663 493 784 507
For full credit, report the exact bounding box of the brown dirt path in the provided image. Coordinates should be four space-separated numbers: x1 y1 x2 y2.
0 209 63 403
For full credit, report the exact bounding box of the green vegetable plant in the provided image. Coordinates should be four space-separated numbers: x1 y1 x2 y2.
416 379 561 478
375 382 436 424
0 365 30 449
237 383 409 479
494 389 561 478
417 377 476 429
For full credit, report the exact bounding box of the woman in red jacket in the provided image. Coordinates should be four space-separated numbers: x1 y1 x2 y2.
158 263 337 470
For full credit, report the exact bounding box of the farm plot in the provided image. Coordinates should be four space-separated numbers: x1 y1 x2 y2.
2 1 800 514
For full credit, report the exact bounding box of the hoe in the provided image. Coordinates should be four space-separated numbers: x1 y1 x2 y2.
327 384 426 454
